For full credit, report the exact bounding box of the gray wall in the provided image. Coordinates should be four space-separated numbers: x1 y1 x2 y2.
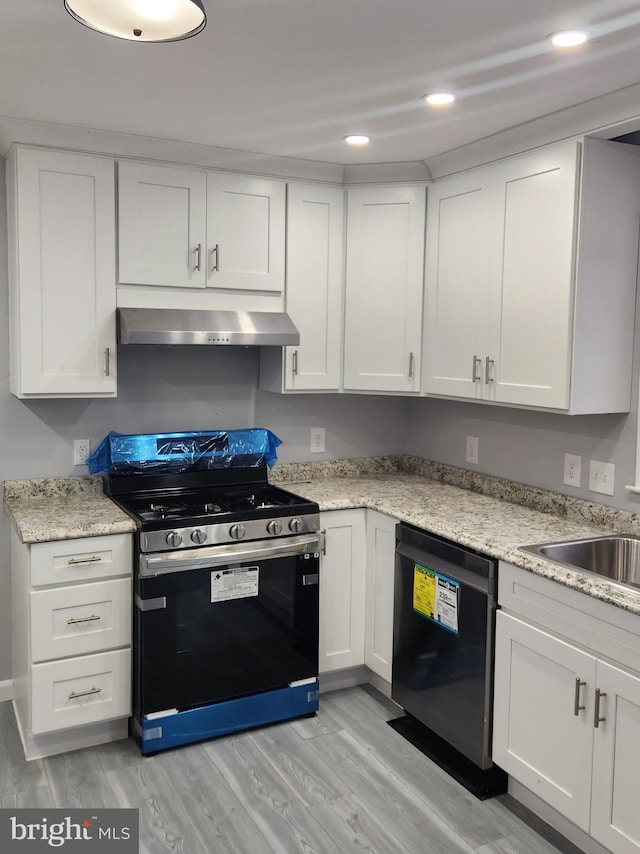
405 397 640 512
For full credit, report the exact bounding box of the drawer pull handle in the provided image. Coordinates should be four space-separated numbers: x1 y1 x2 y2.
67 614 101 625
68 687 101 700
67 556 102 565
594 688 606 728
574 677 586 716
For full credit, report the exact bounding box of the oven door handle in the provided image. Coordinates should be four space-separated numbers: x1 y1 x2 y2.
139 533 320 578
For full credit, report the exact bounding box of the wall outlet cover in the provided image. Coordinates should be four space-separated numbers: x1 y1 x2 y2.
589 460 615 496
73 439 91 466
563 453 582 487
466 435 479 465
310 427 326 454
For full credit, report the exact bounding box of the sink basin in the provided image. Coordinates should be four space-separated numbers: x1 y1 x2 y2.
520 535 640 591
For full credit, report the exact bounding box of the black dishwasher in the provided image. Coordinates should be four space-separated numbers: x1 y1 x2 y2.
390 523 506 798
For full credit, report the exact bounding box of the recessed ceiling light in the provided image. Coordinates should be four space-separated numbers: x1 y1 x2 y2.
549 30 588 48
423 92 456 106
343 135 371 146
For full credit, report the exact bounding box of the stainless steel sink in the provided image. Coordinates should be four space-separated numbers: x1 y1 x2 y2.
520 535 640 591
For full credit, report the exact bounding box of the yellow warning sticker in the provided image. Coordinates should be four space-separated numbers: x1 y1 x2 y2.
413 561 460 633
413 563 436 620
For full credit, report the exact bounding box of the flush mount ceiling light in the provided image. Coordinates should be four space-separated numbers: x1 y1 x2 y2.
423 92 456 106
343 135 371 145
64 0 207 42
549 30 588 48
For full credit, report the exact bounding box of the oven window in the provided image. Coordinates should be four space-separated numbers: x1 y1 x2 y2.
136 553 319 715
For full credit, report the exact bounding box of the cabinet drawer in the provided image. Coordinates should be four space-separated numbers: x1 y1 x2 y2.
30 578 132 663
31 649 131 735
30 534 131 587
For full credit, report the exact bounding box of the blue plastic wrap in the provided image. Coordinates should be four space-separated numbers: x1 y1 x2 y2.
86 429 282 474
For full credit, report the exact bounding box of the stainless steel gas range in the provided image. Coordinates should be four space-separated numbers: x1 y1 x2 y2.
103 465 321 755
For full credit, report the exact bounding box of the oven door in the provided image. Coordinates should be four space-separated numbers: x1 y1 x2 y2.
134 534 320 718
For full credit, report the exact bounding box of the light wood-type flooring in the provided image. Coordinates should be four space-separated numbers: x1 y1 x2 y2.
0 686 581 854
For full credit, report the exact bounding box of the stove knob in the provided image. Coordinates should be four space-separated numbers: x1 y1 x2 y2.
267 520 282 536
166 530 183 548
191 529 207 545
289 517 303 534
229 523 246 540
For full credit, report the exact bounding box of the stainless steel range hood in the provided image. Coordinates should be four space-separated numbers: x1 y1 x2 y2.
117 308 300 346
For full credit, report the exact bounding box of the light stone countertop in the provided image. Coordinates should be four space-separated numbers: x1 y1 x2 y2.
272 470 640 617
4 462 640 616
3 476 136 542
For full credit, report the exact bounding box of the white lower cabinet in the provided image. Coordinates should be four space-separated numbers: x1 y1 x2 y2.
319 510 366 673
319 509 398 682
493 563 640 854
12 530 133 760
364 511 397 681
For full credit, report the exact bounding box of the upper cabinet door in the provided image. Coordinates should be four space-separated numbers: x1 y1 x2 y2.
118 160 207 288
206 173 285 292
344 186 425 392
488 143 580 409
423 173 495 399
8 146 117 398
285 183 344 391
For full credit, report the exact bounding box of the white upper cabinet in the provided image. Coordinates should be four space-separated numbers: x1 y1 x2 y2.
260 182 344 392
7 146 117 398
118 161 207 289
206 172 285 292
118 160 285 293
423 138 640 413
344 185 426 393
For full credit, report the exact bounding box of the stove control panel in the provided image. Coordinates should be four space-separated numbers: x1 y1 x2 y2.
140 512 321 554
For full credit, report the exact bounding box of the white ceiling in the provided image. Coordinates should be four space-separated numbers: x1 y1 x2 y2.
3 0 640 170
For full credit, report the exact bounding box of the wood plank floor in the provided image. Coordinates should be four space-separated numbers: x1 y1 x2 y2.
0 686 582 854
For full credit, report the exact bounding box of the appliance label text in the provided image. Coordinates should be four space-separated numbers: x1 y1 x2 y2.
211 566 259 603
412 563 459 634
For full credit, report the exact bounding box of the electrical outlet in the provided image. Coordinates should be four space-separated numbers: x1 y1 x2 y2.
466 436 479 465
310 427 326 454
589 460 615 496
73 439 91 466
563 453 582 487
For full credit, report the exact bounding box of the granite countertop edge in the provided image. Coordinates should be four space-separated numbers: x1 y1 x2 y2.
4 463 640 617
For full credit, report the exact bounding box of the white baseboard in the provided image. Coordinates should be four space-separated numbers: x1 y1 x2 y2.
0 680 13 702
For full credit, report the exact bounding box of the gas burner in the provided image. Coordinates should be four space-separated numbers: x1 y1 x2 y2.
203 501 229 514
138 501 189 521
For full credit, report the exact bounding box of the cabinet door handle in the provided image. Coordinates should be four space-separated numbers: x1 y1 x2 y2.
574 678 586 716
292 349 299 376
68 687 101 700
194 243 202 271
485 356 494 384
320 529 327 556
594 688 606 728
211 243 220 272
67 556 102 566
472 355 482 382
409 351 415 378
67 614 101 626
104 347 110 377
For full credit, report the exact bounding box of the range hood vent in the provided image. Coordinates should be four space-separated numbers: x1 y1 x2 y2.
117 308 300 347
